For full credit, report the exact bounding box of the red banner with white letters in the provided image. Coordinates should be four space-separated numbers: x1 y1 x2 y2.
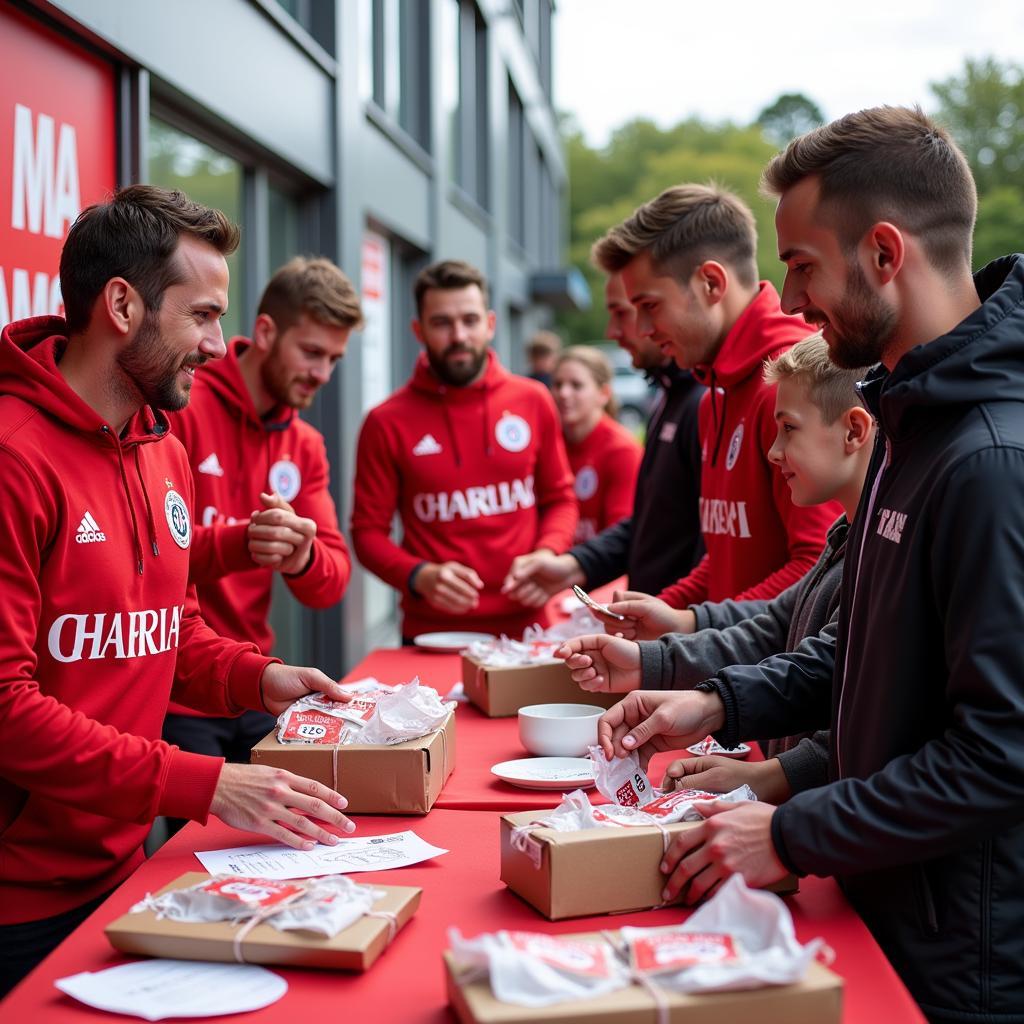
0 2 116 326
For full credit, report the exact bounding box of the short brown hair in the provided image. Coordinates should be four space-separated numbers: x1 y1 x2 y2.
527 330 562 359
414 259 489 316
761 106 976 271
60 184 239 333
763 331 869 424
590 184 758 288
258 256 364 332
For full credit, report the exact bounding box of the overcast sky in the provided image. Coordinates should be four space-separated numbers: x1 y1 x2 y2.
554 0 1024 146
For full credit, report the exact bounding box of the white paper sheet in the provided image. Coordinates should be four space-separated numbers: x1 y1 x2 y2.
194 830 448 879
55 960 286 1020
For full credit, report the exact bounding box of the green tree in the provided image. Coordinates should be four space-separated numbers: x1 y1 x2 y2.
559 117 786 343
756 93 825 148
931 57 1024 268
931 58 1024 195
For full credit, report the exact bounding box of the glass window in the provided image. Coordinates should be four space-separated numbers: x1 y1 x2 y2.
444 1 489 208
267 182 301 274
441 0 460 182
508 81 525 247
364 0 431 151
147 118 244 340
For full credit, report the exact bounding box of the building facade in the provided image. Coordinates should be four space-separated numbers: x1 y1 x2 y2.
0 0 582 672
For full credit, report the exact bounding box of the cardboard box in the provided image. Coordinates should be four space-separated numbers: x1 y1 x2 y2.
445 948 842 1023
461 655 620 717
250 711 455 814
500 810 798 919
106 872 420 971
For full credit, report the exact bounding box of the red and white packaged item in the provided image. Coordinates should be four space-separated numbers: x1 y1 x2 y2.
200 877 304 909
448 926 626 1007
629 930 740 974
275 677 454 747
618 876 828 994
588 745 655 807
132 874 384 938
506 932 616 980
279 709 346 745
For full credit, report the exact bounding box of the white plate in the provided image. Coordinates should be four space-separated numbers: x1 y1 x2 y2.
685 736 752 759
491 757 596 790
413 631 495 653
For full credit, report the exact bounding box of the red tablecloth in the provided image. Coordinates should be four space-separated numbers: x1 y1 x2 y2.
343 648 761 811
1 645 924 1021
3 811 924 1023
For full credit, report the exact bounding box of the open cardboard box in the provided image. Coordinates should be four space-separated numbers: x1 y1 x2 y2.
461 655 619 717
500 810 798 920
445 945 842 1023
106 872 420 971
250 711 455 814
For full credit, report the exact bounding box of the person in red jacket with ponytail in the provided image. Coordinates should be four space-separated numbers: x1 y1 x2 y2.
552 345 642 544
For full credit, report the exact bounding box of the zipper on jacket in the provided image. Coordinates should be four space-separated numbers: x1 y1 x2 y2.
835 436 891 777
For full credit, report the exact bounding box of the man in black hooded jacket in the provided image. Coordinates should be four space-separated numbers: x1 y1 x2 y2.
588 107 1024 1022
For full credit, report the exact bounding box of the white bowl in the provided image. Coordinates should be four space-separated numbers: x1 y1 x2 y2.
518 703 605 757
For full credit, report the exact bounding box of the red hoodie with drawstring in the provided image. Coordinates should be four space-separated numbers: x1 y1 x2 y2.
352 349 577 638
165 339 350 720
0 317 274 924
657 283 840 608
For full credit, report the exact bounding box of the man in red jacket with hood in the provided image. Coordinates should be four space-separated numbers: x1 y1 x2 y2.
352 259 577 640
164 257 361 766
0 187 354 996
592 184 838 639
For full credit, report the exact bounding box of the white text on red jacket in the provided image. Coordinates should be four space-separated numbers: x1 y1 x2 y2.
47 606 183 663
699 497 752 538
412 476 536 523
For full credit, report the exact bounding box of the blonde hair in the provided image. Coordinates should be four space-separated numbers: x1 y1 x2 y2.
258 256 364 332
590 183 758 287
763 332 870 424
555 345 618 417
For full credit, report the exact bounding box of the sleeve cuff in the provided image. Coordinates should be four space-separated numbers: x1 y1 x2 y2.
771 804 806 877
695 678 740 747
158 748 223 822
226 652 280 713
691 602 713 630
215 520 254 574
283 543 316 579
639 640 667 689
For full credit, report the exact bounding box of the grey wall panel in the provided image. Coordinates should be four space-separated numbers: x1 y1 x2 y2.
357 124 432 250
50 0 335 183
438 203 487 273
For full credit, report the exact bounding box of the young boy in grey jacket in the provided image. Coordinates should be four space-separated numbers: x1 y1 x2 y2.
556 332 874 803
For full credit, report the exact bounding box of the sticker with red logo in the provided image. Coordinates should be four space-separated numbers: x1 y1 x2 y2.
304 691 382 724
630 931 739 974
641 789 719 817
507 931 614 978
201 877 304 907
281 709 345 744
614 770 649 807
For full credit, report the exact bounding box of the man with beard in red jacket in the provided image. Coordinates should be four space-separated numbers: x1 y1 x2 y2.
352 259 577 641
589 185 838 640
164 257 361 766
0 187 355 996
